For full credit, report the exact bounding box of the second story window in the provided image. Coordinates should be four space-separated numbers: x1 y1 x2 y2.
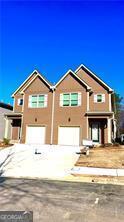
29 94 48 108
60 92 81 107
94 94 105 103
18 98 23 106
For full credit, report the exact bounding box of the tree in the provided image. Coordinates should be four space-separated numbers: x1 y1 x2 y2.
114 93 124 136
120 105 124 134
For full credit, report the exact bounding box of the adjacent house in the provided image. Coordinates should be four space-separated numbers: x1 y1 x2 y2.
0 102 13 141
5 64 116 146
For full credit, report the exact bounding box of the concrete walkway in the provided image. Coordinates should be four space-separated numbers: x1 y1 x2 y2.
0 144 80 178
70 166 124 176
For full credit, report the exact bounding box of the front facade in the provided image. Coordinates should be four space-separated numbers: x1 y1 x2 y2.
5 64 116 146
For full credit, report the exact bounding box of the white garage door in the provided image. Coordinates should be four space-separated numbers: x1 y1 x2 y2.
26 126 45 144
58 127 80 146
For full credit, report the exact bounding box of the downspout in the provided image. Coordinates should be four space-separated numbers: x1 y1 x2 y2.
20 93 24 143
50 86 56 145
86 91 89 139
111 92 116 141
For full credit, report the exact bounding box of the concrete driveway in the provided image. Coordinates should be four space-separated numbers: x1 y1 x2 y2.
0 144 80 178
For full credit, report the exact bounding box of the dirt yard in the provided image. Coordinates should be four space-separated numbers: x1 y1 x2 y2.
76 146 124 169
0 142 13 149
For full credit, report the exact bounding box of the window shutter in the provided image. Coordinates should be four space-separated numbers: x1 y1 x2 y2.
102 94 105 102
94 94 97 103
44 94 48 107
78 92 81 106
28 95 32 107
60 94 63 106
17 99 20 105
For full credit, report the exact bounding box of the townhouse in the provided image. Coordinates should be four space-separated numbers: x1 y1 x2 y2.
5 64 116 146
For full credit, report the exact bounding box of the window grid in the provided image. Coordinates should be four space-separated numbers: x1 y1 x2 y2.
29 94 47 108
71 93 78 106
97 94 102 102
62 93 79 107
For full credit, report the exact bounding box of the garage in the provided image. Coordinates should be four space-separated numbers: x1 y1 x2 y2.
26 126 45 144
58 127 80 146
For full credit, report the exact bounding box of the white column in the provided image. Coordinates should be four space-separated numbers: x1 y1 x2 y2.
4 118 9 139
113 119 117 140
108 118 111 143
86 117 89 139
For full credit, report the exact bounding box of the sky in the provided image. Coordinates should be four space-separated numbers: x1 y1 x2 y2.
0 0 124 105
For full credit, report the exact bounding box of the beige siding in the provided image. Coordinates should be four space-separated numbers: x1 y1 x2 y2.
53 73 88 145
11 68 114 145
21 76 53 144
13 72 37 113
76 68 110 112
14 93 23 113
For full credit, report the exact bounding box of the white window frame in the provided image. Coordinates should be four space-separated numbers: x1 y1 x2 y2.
94 94 105 103
18 98 23 106
60 92 81 107
28 94 48 108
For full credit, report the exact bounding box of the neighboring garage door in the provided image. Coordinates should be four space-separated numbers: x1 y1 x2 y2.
58 127 80 146
26 126 45 144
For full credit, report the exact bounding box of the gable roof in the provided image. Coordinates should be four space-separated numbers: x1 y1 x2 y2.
20 71 52 94
75 64 113 92
55 69 91 91
11 70 52 97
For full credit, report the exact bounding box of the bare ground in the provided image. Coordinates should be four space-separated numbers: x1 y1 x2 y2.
76 146 124 169
0 143 13 149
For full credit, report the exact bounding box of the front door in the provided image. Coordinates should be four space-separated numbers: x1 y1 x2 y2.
91 122 100 143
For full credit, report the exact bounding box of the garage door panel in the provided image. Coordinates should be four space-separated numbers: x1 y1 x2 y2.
58 127 80 146
26 126 45 144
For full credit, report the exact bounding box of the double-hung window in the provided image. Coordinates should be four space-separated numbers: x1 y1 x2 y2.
29 94 47 108
71 93 78 106
94 94 105 103
38 95 45 107
63 94 70 106
60 92 81 107
18 98 23 106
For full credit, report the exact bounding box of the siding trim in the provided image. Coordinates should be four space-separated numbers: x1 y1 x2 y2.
21 73 51 94
12 70 51 97
75 64 113 92
55 69 91 90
